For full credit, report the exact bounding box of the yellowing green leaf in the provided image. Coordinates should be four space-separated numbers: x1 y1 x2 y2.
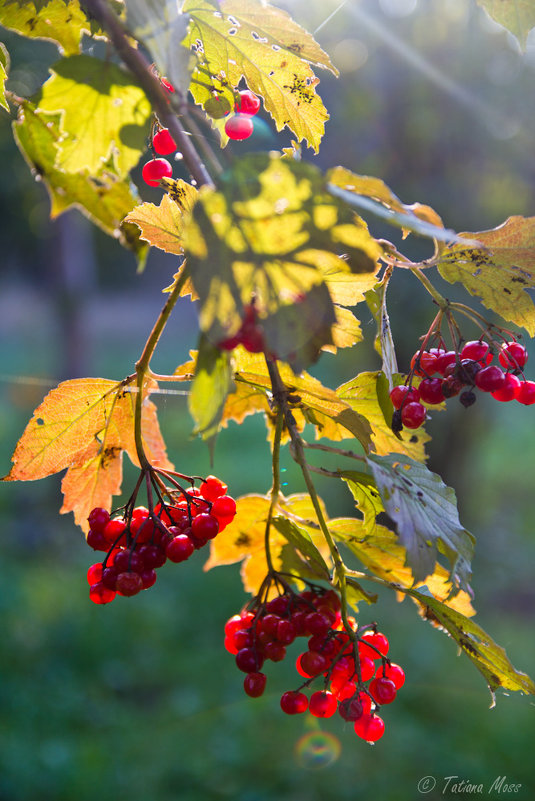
337 371 430 460
272 516 331 580
323 305 363 352
13 101 146 259
476 0 535 49
364 268 398 384
189 336 234 440
0 0 92 56
36 55 151 176
183 0 336 152
0 41 9 111
3 377 172 531
438 216 535 336
125 181 198 255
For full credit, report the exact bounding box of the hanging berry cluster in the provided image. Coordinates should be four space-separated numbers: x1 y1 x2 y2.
85 474 236 604
224 89 262 141
392 337 534 432
225 583 404 743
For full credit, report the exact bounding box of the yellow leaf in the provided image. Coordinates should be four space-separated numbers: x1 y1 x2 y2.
0 0 93 56
125 181 198 255
438 216 535 336
476 0 535 49
322 306 363 352
337 371 430 459
3 377 172 531
183 0 336 152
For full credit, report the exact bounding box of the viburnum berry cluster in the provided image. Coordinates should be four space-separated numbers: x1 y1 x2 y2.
391 335 533 432
86 474 236 604
225 583 404 743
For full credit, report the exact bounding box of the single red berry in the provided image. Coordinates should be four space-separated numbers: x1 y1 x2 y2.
236 647 264 673
359 655 376 682
305 611 331 637
86 528 108 551
309 690 337 718
354 713 385 742
297 650 329 677
130 511 154 544
461 340 492 364
225 114 254 140
142 157 173 187
276 619 297 645
418 378 446 405
333 680 357 702
515 380 535 405
152 128 177 155
264 641 286 662
475 365 506 392
234 629 254 650
266 595 290 615
435 350 457 375
359 632 389 659
369 677 397 704
235 89 261 116
116 571 143 596
401 401 426 429
376 662 405 689
166 534 195 562
113 549 143 574
191 513 219 541
499 341 528 370
101 566 118 590
199 475 228 501
225 613 250 637
389 385 420 410
89 581 116 604
140 568 157 590
88 507 110 534
137 544 167 569
280 690 308 714
339 691 370 721
102 518 127 546
411 350 438 376
244 672 267 698
211 495 237 519
491 372 521 402
87 563 103 584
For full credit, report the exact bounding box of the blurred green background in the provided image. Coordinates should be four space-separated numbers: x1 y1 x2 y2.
0 1 534 799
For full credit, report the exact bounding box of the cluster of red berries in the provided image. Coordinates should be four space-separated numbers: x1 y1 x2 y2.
141 126 178 187
217 303 265 353
223 89 261 141
391 339 533 431
225 586 404 743
86 476 236 604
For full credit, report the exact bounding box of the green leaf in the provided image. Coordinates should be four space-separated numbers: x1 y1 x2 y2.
13 101 147 259
0 41 9 111
35 55 151 176
364 268 398 385
345 576 378 608
366 452 475 593
405 586 535 696
476 0 535 49
183 153 381 371
0 0 93 56
189 335 234 440
182 0 337 152
437 216 535 336
272 515 331 580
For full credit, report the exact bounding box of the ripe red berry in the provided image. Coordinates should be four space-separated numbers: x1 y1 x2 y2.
264 641 286 662
199 475 228 501
309 690 337 718
224 114 254 140
86 528 108 551
101 566 118 590
152 128 177 155
276 619 297 645
389 385 420 410
142 157 173 186
354 713 385 742
102 518 127 545
475 365 506 392
401 401 426 429
235 89 261 116
339 695 363 721
166 534 195 562
376 662 405 688
435 350 457 375
114 548 143 573
418 378 446 405
515 380 535 405
88 507 110 534
499 341 528 370
359 632 389 659
298 650 328 677
491 372 521 402
244 672 267 698
411 350 438 376
211 495 237 519
461 340 492 364
140 568 157 589
116 571 143 596
87 563 103 584
236 647 264 673
89 581 116 604
280 690 309 714
191 513 219 541
369 676 397 704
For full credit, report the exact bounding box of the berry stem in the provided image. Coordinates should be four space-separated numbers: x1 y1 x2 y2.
265 411 284 575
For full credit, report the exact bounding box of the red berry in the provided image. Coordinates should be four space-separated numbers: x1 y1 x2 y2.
475 365 506 392
244 672 267 698
411 350 438 376
102 518 127 545
461 340 492 364
211 495 237 519
401 401 426 429
114 548 143 573
236 647 264 673
140 568 157 589
418 378 446 405
166 534 195 562
389 385 420 410
191 513 219 541
280 690 308 714
305 611 331 637
137 544 166 569
435 350 457 375
376 662 405 689
152 128 177 155
264 641 287 662
297 650 328 677
89 581 116 604
88 507 110 534
86 563 103 584
235 89 261 116
116 571 143 596
441 375 463 398
369 677 397 704
130 511 154 544
199 476 228 501
338 695 363 721
359 655 376 681
354 713 385 742
86 528 108 551
276 619 296 645
101 566 118 590
359 632 389 659
309 690 337 718
491 372 521 402
499 341 528 370
224 114 254 140
334 680 357 702
142 158 173 187
515 380 535 405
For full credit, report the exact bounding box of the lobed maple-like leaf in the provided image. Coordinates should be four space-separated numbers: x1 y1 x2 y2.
476 0 535 49
0 0 93 56
125 180 198 255
35 55 151 177
3 377 172 531
183 0 336 152
437 216 535 336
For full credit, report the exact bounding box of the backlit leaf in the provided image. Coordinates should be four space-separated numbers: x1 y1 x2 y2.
36 55 151 176
272 516 331 580
0 41 8 111
476 0 535 49
183 0 337 152
0 0 92 56
3 377 172 531
337 371 430 460
13 101 146 259
365 268 398 385
125 181 198 255
437 216 535 336
367 453 475 593
189 335 234 440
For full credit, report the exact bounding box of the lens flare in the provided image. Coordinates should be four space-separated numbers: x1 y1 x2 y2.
295 731 341 770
